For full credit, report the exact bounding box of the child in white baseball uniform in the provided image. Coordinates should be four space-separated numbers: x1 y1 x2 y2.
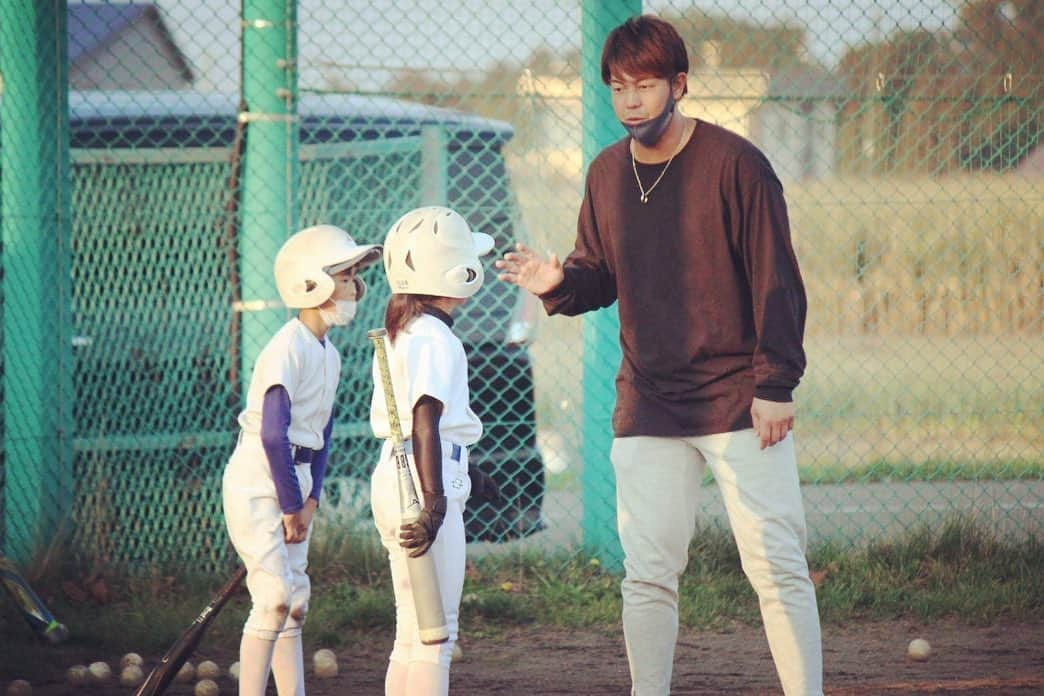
370 206 500 696
223 224 380 696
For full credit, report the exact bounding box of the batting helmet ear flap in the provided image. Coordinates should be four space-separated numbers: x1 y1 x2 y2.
444 264 483 288
278 258 336 308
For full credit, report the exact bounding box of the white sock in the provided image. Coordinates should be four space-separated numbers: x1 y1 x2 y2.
385 659 408 696
406 660 449 696
238 633 276 696
271 633 306 696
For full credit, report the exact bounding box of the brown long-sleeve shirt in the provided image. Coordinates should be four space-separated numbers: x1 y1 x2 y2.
541 121 807 438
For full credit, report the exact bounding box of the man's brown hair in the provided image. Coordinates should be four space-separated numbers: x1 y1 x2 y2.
601 15 689 94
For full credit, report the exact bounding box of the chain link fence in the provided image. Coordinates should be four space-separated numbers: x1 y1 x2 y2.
0 0 1040 573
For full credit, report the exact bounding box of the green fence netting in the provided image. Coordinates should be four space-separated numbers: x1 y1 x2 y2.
0 0 1040 574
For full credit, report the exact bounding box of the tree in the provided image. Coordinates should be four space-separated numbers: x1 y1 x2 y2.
957 0 1042 75
953 0 1042 170
837 0 1041 174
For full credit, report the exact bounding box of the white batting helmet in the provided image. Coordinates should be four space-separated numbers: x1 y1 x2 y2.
274 224 381 308
383 206 494 298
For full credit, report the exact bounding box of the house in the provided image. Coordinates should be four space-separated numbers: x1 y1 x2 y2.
750 64 843 180
69 2 194 90
518 52 771 179
683 67 770 141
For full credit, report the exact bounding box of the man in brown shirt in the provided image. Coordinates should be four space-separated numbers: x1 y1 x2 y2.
496 15 822 696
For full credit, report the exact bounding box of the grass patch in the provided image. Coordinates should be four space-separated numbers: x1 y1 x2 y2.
3 516 1039 673
464 551 621 628
681 457 1042 487
457 516 1043 635
811 517 1044 625
460 516 1044 634
799 458 1043 484
307 582 396 647
532 333 1042 484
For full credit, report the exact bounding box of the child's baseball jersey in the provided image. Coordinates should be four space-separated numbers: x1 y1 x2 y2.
239 318 341 451
370 311 482 446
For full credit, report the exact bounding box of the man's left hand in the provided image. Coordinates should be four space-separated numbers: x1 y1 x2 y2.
750 398 794 450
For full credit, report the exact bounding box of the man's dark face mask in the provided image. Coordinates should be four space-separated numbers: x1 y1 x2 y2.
622 91 676 147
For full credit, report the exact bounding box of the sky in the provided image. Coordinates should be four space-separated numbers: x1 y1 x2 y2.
142 0 963 92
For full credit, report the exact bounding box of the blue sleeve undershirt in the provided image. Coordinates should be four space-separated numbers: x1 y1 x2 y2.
260 386 333 513
260 386 301 513
311 416 333 504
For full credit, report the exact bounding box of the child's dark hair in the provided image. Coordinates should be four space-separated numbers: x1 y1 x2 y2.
601 15 689 94
385 294 441 342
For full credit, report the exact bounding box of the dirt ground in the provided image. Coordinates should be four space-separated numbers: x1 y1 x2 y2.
4 618 1042 695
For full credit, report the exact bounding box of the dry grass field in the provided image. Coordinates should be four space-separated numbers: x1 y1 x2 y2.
508 166 1042 480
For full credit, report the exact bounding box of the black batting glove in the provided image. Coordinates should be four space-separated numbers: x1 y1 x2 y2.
399 493 447 558
468 469 501 504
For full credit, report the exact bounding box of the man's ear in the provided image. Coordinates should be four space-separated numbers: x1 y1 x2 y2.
673 72 688 99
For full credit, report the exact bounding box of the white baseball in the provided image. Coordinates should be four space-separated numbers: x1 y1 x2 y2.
313 648 338 678
228 661 240 681
66 665 89 687
87 662 111 684
6 680 31 696
175 661 196 683
907 638 932 661
119 664 145 687
196 660 221 680
120 652 144 669
194 678 220 696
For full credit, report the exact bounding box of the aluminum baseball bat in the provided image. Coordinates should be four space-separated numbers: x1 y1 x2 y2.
368 328 449 645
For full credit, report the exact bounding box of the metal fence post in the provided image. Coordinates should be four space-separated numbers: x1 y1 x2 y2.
420 125 449 206
0 0 74 564
580 0 639 569
239 0 299 396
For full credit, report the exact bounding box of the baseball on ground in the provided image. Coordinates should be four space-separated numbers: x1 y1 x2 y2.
120 652 144 669
907 638 932 660
66 665 89 687
313 648 338 678
452 642 464 661
119 664 145 687
196 660 221 680
6 680 31 696
228 661 240 681
87 662 111 684
175 662 196 683
194 678 219 696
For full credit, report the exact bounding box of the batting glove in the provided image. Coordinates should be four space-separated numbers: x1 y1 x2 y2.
400 494 447 557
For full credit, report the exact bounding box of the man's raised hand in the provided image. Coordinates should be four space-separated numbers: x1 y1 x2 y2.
495 243 564 296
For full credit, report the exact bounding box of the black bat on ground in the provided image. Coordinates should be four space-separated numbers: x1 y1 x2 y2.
135 566 247 696
0 554 69 644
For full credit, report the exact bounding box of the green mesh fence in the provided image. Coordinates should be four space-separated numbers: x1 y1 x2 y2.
0 1 1040 574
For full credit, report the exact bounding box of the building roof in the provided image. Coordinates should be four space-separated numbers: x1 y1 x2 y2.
69 3 193 82
767 64 847 100
66 90 514 149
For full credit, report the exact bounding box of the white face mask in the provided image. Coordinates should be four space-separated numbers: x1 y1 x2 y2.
319 300 357 326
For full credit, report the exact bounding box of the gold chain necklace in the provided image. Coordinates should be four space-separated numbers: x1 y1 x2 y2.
631 119 690 204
